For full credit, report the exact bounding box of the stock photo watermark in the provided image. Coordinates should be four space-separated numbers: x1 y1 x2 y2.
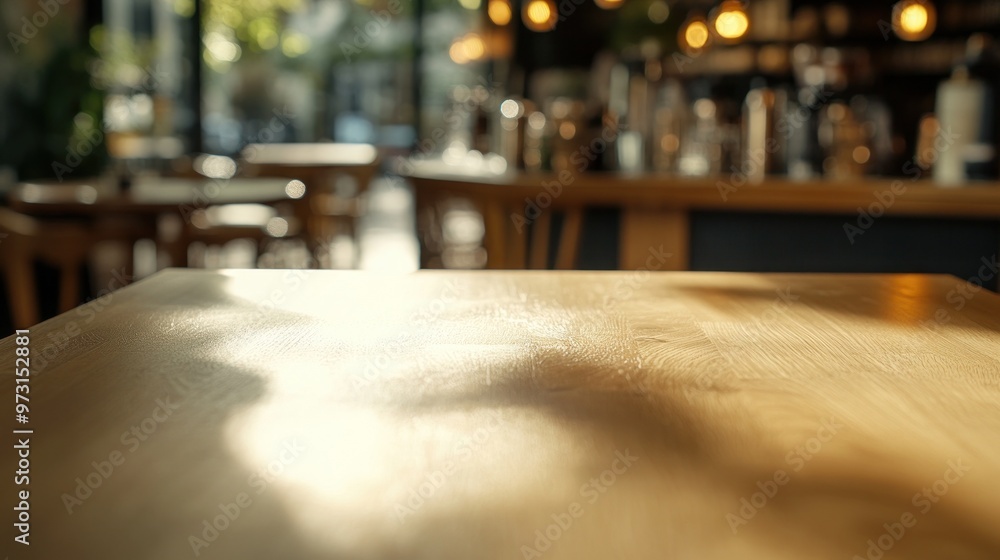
717 87 833 201
603 245 673 309
843 126 959 244
352 279 465 389
851 459 971 560
520 449 638 559
338 0 404 61
758 286 799 323
394 409 504 523
726 417 841 533
6 0 70 53
178 105 295 223
59 354 238 516
51 64 170 181
920 254 998 330
511 116 623 233
188 439 306 556
60 395 182 514
395 73 504 180
30 268 133 377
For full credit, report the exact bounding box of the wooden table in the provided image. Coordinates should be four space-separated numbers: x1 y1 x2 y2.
241 142 378 170
3 270 999 559
240 143 381 247
10 176 306 216
405 166 1000 270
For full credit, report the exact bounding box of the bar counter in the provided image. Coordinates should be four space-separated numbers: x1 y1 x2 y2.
406 166 1000 275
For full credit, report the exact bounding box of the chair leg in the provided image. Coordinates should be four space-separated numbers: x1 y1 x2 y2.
58 262 80 313
6 255 39 329
482 200 508 270
555 208 584 270
529 212 552 270
505 202 528 269
167 236 189 268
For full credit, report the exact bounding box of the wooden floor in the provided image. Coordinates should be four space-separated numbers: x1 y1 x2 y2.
2 270 999 559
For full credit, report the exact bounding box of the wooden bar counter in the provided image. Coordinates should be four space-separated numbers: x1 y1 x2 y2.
405 166 1000 270
2 269 999 559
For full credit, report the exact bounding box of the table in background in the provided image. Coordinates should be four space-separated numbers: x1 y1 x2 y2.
10 176 305 216
3 269 999 559
241 143 380 244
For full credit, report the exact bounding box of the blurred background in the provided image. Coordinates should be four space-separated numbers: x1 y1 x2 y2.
2 0 1000 330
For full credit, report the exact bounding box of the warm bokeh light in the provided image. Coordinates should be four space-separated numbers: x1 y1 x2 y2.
449 40 469 64
462 33 486 60
284 180 306 199
900 4 928 32
852 146 871 165
523 0 557 32
459 0 482 9
712 1 749 41
648 0 670 23
499 99 525 122
449 34 487 64
488 0 512 25
892 0 936 41
559 121 576 139
680 18 710 51
594 0 624 9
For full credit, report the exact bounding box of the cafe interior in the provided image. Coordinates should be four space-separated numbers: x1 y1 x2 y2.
3 0 1000 329
3 0 1000 558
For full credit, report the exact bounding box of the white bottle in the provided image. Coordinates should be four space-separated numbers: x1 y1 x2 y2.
934 66 988 186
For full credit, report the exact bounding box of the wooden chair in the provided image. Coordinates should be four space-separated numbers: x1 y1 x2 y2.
478 199 585 270
0 208 154 328
530 207 584 270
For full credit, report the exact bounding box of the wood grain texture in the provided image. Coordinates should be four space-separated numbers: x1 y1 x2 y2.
2 270 1000 559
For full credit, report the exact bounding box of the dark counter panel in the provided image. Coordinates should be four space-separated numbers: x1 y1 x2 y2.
689 212 1000 291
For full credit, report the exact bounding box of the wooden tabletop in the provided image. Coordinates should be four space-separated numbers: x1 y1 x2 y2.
242 143 378 167
9 176 305 216
3 270 1000 559
405 164 1000 218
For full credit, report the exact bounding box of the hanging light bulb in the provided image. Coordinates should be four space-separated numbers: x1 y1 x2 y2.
488 0 512 25
523 0 557 32
679 15 710 53
594 0 624 9
711 0 750 43
892 0 936 41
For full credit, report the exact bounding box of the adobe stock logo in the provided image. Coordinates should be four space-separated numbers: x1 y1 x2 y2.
7 0 70 53
726 417 841 533
851 459 971 560
519 449 638 559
